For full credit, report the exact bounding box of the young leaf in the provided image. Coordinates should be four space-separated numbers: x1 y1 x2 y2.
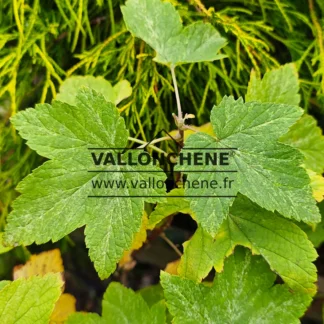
246 64 300 106
67 282 166 324
4 88 166 278
56 76 132 106
178 195 318 295
0 274 63 324
121 0 227 66
177 96 320 235
161 248 312 324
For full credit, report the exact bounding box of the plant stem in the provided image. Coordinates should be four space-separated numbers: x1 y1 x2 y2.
138 136 172 148
170 64 183 120
127 137 169 156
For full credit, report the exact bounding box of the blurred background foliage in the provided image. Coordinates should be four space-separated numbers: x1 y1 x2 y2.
0 0 324 319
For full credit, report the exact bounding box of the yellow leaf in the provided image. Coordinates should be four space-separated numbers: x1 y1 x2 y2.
13 249 64 280
164 259 180 275
119 213 148 268
50 293 76 324
307 169 324 202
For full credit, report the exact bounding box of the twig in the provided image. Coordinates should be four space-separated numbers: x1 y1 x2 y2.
160 233 182 257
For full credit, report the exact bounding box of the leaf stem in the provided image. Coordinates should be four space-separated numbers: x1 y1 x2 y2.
138 136 173 148
127 137 169 156
170 64 183 120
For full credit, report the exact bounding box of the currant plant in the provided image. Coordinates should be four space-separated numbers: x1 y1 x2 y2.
1 0 323 322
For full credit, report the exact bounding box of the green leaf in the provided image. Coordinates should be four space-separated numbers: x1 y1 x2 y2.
300 200 324 248
177 96 320 235
0 281 10 290
281 114 324 174
113 80 133 105
161 247 312 324
148 188 192 229
67 282 166 324
56 76 132 106
246 63 300 106
121 0 227 66
0 274 62 324
177 225 216 283
0 233 12 254
178 195 318 294
5 88 166 278
66 313 104 324
138 284 165 308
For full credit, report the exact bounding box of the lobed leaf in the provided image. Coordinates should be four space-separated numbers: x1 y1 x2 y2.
178 96 320 235
281 114 324 174
121 0 227 66
178 195 318 295
246 64 300 106
5 89 166 278
161 248 312 324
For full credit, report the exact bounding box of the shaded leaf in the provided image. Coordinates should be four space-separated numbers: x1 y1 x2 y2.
50 293 76 324
67 282 166 324
0 233 12 254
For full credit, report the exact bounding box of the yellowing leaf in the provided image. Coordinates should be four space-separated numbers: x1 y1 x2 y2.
164 259 180 275
12 249 77 322
307 169 324 202
50 293 76 324
13 249 64 280
119 213 148 268
0 274 63 324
